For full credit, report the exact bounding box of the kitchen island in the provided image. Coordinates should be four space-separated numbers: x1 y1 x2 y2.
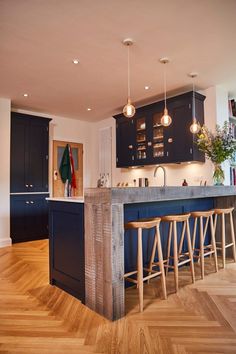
84 186 236 320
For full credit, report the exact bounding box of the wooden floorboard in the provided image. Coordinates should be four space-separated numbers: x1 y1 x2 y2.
0 240 236 353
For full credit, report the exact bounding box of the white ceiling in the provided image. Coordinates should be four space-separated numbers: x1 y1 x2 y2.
1 0 236 122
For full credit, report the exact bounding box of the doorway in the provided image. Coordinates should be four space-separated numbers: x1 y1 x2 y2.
52 140 83 197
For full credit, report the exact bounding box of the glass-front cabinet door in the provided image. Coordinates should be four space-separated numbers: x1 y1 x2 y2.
135 116 147 163
152 112 165 159
149 108 174 163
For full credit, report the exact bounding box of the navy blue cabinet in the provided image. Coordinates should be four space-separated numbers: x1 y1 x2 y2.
10 194 49 243
114 91 205 167
10 112 51 243
11 112 50 193
48 201 85 303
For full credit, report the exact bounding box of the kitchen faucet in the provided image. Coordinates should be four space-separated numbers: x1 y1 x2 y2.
153 165 166 187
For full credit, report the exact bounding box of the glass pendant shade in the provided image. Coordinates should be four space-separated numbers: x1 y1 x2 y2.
190 117 201 134
161 108 172 127
123 98 135 118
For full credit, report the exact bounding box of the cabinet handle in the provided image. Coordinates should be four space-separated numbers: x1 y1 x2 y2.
147 141 152 146
166 151 169 157
25 184 29 188
30 184 34 188
26 201 30 204
128 145 133 149
30 201 34 204
190 148 193 154
168 138 173 143
132 156 134 161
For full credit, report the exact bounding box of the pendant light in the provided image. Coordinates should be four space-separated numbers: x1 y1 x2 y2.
189 72 201 134
123 38 135 118
160 58 172 127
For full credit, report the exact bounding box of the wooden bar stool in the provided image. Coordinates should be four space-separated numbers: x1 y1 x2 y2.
158 213 195 292
213 207 236 268
191 210 218 279
124 217 167 312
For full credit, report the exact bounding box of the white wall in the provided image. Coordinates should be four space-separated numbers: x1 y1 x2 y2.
92 88 219 187
0 98 11 247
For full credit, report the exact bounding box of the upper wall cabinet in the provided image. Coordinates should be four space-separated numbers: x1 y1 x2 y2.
114 91 205 167
11 112 51 193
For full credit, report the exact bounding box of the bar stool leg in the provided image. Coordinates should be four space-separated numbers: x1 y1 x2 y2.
229 211 236 263
147 232 157 283
137 228 143 312
186 219 195 284
192 217 198 251
200 216 204 279
166 222 172 276
222 214 226 269
173 221 179 292
210 214 218 273
156 226 167 299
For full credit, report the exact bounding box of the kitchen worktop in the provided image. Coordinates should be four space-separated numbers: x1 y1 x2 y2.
85 186 236 204
46 197 84 203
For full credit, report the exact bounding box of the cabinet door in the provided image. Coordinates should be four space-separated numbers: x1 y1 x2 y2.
26 195 48 239
172 103 193 162
28 120 49 192
10 195 48 243
135 115 148 164
148 108 174 164
10 115 29 192
116 118 135 167
48 202 85 302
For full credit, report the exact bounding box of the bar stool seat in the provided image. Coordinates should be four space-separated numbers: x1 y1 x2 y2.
124 217 167 312
213 207 236 268
191 210 218 279
154 213 195 292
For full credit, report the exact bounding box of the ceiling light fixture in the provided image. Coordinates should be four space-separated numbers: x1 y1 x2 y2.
144 86 150 90
87 108 92 111
160 58 172 127
122 38 135 118
23 93 28 97
72 59 79 64
188 72 201 134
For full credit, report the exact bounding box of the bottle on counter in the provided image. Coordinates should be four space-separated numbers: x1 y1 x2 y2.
182 179 188 186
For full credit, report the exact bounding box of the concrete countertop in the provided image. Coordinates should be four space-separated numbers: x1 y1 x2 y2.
85 186 236 204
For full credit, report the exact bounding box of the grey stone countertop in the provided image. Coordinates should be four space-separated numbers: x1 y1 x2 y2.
84 186 236 204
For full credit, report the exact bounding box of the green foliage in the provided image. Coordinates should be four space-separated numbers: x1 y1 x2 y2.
196 122 236 164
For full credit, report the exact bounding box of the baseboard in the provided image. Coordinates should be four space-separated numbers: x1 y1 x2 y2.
0 238 12 248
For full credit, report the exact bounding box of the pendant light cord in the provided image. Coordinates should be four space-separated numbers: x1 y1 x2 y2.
127 44 131 100
192 79 195 119
164 63 167 109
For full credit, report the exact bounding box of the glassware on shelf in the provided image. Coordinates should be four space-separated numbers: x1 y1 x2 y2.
153 142 164 158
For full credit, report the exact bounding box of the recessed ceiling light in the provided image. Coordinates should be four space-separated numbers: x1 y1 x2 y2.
144 86 150 90
23 93 28 97
87 108 92 111
72 59 79 64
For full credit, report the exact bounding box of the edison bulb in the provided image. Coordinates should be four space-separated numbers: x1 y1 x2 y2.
190 118 201 134
123 99 135 118
161 108 172 127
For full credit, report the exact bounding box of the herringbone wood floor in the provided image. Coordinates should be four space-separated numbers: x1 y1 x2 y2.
0 240 236 353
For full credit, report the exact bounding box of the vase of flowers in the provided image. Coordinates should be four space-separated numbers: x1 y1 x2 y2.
196 122 236 185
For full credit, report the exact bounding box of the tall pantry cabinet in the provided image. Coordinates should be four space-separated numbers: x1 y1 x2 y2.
10 112 51 243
